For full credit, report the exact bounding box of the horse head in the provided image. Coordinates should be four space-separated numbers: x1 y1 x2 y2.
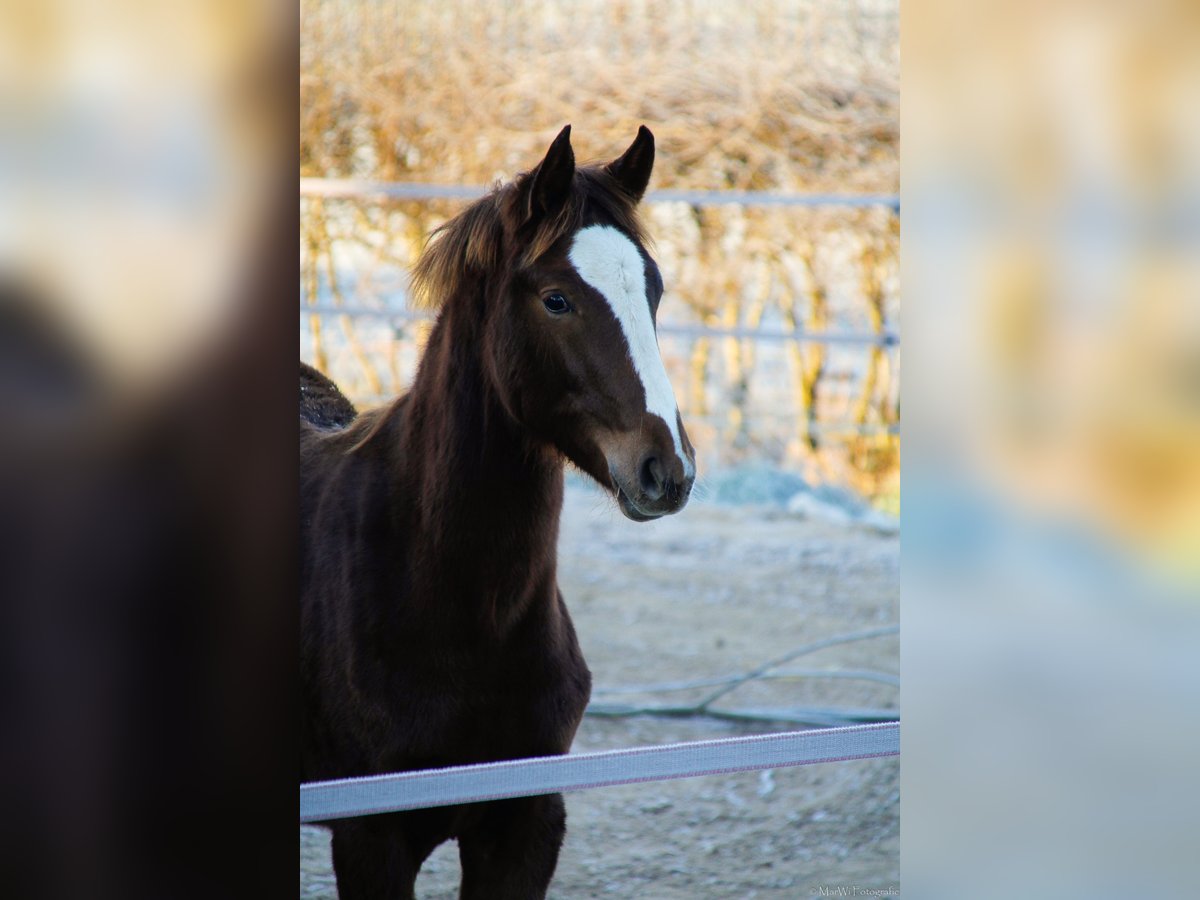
414 125 696 520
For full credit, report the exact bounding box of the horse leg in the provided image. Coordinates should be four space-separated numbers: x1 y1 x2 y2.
456 793 567 900
329 817 431 900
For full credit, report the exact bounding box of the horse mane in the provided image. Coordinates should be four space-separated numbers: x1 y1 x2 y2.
409 166 650 309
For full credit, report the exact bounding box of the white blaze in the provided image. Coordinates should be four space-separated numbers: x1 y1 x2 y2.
568 225 689 473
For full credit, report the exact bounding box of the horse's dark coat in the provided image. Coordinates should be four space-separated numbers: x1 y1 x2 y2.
300 125 691 899
299 360 356 429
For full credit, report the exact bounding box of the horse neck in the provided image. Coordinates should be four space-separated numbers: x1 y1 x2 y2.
395 298 564 603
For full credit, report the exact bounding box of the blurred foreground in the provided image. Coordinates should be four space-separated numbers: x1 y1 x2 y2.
0 3 295 897
904 1 1200 897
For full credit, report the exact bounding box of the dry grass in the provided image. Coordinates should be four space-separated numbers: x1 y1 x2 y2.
299 0 899 504
301 0 897 187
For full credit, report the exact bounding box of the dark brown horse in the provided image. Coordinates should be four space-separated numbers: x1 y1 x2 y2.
300 360 356 430
300 125 695 899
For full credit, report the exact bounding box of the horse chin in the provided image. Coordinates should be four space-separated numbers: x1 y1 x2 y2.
615 485 663 522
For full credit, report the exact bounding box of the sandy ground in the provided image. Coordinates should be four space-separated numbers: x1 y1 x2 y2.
301 481 899 898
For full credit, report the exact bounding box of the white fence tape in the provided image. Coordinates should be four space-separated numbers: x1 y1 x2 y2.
300 721 899 823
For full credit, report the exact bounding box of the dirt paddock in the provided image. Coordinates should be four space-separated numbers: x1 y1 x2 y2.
301 479 899 898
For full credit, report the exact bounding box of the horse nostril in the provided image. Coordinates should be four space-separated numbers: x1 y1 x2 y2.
639 454 666 500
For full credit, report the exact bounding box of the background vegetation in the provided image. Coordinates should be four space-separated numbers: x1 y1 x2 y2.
299 0 899 507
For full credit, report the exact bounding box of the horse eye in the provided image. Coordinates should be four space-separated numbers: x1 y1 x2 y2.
543 293 571 315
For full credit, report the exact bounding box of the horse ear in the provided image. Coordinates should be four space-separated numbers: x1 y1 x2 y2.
527 124 575 223
605 125 655 202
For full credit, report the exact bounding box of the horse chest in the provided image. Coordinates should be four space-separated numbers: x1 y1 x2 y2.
397 611 589 745
304 567 578 770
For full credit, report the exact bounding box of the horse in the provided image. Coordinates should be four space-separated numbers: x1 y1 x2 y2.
300 124 696 899
300 360 357 429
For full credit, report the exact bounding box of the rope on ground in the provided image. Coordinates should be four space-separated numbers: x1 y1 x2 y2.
584 704 897 729
300 721 899 823
591 667 900 694
585 625 899 726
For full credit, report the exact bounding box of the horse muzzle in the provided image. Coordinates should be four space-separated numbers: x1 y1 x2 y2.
610 448 694 521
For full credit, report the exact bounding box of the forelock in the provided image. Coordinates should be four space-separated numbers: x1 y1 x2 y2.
409 164 650 309
512 166 651 269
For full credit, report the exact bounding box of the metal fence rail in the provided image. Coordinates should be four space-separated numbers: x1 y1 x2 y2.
300 177 900 211
299 179 902 442
300 304 899 347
